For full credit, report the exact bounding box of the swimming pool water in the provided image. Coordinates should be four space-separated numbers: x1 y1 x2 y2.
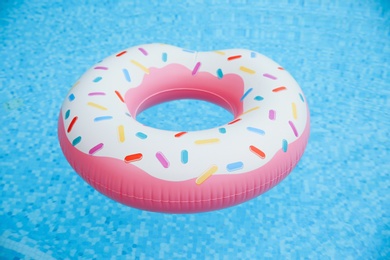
1 0 389 259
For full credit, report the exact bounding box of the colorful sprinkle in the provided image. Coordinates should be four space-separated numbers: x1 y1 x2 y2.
254 96 264 101
292 102 298 119
67 116 78 133
250 52 256 58
282 139 288 152
87 102 108 110
240 88 253 101
174 131 187 138
249 145 266 159
88 92 106 96
289 121 299 137
115 90 125 103
94 66 108 70
263 73 277 80
68 94 75 102
89 143 104 155
241 106 260 115
162 52 167 62
278 67 284 70
64 109 70 120
136 132 147 139
156 151 170 168
131 60 149 74
216 68 223 79
118 125 125 142
227 55 242 61
192 62 201 75
247 127 265 135
228 118 241 125
181 150 188 164
122 68 131 82
72 136 82 146
182 49 196 53
219 128 226 134
269 110 276 120
93 77 102 82
94 116 113 122
194 138 220 145
196 165 218 185
214 51 225 55
240 66 255 74
116 51 127 57
299 93 305 102
124 153 143 163
272 86 287 92
226 161 244 172
138 47 148 56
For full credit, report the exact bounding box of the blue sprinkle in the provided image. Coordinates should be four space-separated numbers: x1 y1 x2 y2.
94 116 113 122
181 150 188 164
123 69 131 82
299 93 305 102
282 139 288 152
216 68 223 79
254 96 264 101
219 128 226 134
182 49 195 53
247 127 265 135
65 109 70 119
162 52 167 62
226 161 244 172
250 52 256 58
93 77 102 82
136 132 148 139
72 136 82 146
240 88 253 101
68 94 75 102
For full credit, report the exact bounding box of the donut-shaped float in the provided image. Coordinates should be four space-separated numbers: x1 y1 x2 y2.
58 43 310 213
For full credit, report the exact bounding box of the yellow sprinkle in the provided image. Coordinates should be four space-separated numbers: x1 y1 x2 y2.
196 165 218 185
214 51 225 55
292 102 298 119
194 138 220 145
131 60 149 74
118 125 125 142
87 102 108 110
239 66 255 74
241 106 260 116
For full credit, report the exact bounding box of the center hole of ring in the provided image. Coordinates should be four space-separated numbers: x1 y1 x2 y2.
136 98 234 131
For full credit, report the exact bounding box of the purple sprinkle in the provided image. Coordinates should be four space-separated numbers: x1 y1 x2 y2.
156 151 170 168
89 143 104 155
192 62 201 75
289 121 299 137
269 110 276 120
88 92 106 96
263 73 277 80
138 47 148 56
94 66 108 70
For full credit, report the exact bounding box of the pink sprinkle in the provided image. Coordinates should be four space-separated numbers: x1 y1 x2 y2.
88 92 106 96
156 151 170 168
263 73 277 80
138 47 148 56
94 66 108 70
89 143 104 155
289 121 299 137
192 62 201 75
269 110 276 120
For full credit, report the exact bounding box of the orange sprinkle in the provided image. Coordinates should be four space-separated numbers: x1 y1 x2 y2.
115 90 124 102
228 118 241 125
227 55 242 61
124 153 143 163
277 67 284 70
174 131 187 138
249 145 266 159
272 86 287 92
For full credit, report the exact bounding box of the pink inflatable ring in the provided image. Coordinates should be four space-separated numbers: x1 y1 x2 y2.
58 43 310 213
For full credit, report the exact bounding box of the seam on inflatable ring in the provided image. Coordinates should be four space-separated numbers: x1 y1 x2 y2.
86 163 297 204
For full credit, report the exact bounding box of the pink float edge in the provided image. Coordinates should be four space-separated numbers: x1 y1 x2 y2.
58 108 310 214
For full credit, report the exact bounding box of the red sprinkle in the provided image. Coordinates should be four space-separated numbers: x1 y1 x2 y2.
174 131 187 138
227 55 242 61
124 153 143 163
272 86 287 92
115 90 124 103
67 116 78 133
249 145 266 159
116 51 127 57
228 118 241 125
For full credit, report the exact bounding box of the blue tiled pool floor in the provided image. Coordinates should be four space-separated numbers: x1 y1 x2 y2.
1 0 389 259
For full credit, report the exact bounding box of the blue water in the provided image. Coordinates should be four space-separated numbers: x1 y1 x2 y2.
1 0 389 259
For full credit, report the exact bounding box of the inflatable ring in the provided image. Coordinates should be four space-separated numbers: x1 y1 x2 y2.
58 43 310 213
